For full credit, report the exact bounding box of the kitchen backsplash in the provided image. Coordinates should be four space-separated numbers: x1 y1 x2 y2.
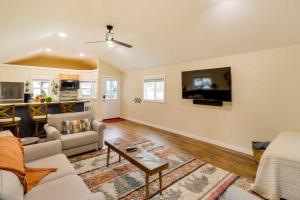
59 90 78 101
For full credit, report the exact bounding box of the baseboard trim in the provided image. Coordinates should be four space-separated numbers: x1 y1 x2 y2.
122 116 252 155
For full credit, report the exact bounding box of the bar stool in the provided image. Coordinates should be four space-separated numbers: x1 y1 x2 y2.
0 105 21 137
28 104 48 137
59 102 76 113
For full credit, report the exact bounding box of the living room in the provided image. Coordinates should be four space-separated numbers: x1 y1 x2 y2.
1 1 300 200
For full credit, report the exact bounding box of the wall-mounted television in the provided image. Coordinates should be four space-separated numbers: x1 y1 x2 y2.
182 67 232 102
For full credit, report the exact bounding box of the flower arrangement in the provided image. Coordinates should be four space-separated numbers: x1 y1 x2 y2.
34 90 53 103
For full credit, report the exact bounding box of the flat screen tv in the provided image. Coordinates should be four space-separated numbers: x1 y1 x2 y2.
182 67 232 101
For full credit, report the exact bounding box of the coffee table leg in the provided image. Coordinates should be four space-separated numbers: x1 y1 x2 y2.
119 154 121 163
106 147 110 167
159 172 163 195
145 174 149 200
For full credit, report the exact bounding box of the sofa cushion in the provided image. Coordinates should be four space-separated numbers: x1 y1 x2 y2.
24 140 62 163
0 170 24 200
63 118 91 134
0 117 21 123
26 154 75 184
61 131 99 149
24 175 91 200
48 111 94 132
0 130 13 137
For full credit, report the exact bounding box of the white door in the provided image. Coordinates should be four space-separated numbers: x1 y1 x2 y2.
102 77 121 120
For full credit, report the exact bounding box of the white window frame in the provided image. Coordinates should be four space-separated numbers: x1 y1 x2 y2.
104 79 119 101
32 79 50 97
143 74 166 103
79 80 97 99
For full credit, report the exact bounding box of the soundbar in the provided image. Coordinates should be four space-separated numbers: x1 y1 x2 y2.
193 99 223 106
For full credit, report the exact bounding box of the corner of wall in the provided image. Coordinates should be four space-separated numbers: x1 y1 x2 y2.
98 58 123 77
96 58 124 121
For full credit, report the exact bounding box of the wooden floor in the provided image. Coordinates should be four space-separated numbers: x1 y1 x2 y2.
103 119 258 181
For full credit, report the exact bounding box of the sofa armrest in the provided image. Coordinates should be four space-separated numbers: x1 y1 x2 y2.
80 192 106 200
44 123 61 140
24 140 62 162
92 120 105 149
223 186 262 200
92 120 105 133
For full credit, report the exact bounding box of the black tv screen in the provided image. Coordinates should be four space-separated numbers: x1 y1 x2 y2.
182 67 232 101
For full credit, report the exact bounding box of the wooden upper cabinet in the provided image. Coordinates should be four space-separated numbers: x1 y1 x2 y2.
59 74 80 80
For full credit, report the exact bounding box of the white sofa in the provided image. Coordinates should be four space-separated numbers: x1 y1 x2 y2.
0 130 260 200
252 130 300 199
0 131 105 200
223 185 261 200
44 111 105 156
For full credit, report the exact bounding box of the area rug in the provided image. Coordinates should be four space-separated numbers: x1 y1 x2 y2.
69 139 252 200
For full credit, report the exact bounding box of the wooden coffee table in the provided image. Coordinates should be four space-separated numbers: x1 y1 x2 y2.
105 137 169 200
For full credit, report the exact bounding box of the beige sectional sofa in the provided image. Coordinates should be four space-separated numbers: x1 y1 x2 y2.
45 111 105 156
0 131 105 200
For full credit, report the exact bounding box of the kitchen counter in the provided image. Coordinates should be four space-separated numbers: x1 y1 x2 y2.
0 100 90 107
0 100 89 137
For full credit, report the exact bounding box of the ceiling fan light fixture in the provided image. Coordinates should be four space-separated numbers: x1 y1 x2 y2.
107 43 114 48
45 48 53 52
83 25 132 48
58 32 67 38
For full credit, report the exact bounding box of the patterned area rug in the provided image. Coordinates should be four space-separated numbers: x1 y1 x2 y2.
69 139 252 200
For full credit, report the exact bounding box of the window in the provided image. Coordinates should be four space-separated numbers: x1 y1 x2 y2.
32 79 50 97
143 75 165 102
105 80 118 100
79 81 97 99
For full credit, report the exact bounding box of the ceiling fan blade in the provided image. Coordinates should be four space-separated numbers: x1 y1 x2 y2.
83 41 106 44
112 40 133 48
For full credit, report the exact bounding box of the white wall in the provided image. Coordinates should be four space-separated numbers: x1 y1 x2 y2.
0 64 97 95
96 59 123 120
122 44 300 154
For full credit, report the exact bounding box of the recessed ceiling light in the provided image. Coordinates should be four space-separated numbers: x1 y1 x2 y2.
79 53 85 57
107 41 114 48
58 32 67 38
45 48 53 52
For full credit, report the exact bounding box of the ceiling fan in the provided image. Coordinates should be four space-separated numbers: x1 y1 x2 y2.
84 25 133 48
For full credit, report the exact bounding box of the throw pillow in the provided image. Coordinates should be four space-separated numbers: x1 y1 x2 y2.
63 118 91 134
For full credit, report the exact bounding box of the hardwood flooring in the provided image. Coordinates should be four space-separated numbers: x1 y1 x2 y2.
103 118 126 123
103 119 258 181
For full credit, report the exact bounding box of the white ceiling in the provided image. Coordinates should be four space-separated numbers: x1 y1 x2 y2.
1 0 300 71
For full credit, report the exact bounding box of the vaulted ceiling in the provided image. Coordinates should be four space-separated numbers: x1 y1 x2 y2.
1 0 300 71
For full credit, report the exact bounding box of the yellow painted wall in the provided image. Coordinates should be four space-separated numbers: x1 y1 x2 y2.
6 54 97 70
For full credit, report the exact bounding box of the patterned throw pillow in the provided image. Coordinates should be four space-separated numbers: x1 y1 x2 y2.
63 118 91 134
